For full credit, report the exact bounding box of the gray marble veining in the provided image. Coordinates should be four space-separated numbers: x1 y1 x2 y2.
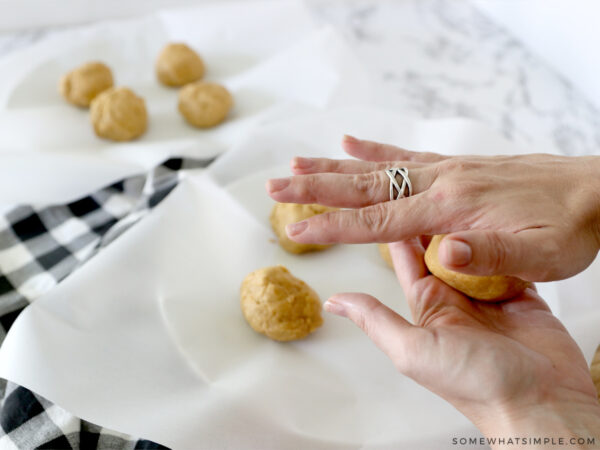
309 0 600 156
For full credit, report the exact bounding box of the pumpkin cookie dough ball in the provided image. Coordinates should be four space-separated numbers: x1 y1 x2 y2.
424 234 529 301
270 203 337 254
240 265 323 341
156 43 205 87
378 244 393 268
178 81 233 128
59 61 114 107
90 87 147 141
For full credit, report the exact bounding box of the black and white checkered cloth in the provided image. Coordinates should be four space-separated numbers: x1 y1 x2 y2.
0 157 214 449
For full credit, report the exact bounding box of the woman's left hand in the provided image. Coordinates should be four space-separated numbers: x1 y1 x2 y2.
265 136 600 282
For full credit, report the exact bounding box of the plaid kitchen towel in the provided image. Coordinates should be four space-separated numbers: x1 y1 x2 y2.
0 157 214 449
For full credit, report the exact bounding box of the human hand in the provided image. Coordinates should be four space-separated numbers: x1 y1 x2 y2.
266 136 600 282
324 238 600 446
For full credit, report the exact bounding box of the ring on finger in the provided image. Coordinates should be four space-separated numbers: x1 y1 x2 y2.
385 168 412 200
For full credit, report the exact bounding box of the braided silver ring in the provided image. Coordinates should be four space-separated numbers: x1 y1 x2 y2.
385 168 412 201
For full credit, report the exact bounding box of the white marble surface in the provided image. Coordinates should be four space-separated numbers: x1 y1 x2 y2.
0 0 599 157
308 0 600 156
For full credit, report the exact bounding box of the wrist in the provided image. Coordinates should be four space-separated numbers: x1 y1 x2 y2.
474 397 600 449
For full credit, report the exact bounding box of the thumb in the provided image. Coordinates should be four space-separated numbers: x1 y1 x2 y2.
438 229 557 281
324 293 426 373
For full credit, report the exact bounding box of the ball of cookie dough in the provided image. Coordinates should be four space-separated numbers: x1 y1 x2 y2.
156 43 205 87
178 81 233 128
59 61 114 107
240 265 323 342
424 234 529 301
90 87 147 141
270 203 337 254
378 244 393 268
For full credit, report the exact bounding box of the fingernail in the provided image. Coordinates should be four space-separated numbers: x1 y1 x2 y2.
343 134 358 144
324 298 348 317
266 178 290 193
286 221 307 236
292 157 313 170
443 239 472 266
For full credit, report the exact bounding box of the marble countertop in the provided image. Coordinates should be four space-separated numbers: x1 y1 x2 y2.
1 0 598 156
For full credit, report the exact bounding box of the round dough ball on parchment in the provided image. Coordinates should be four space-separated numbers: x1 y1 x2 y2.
240 265 323 342
178 81 233 128
270 203 338 254
424 234 529 301
59 61 114 107
90 87 147 141
156 43 205 87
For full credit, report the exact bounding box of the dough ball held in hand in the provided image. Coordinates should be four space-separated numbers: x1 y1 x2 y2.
425 234 529 301
90 87 147 141
156 43 205 87
178 81 233 128
270 203 338 254
59 61 114 107
240 265 323 342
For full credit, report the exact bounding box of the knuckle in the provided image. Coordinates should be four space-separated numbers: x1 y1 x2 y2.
486 232 510 273
445 181 481 199
373 142 386 153
424 151 444 162
437 158 458 173
412 278 440 309
300 175 319 202
358 203 390 234
428 181 484 205
409 278 443 327
317 209 340 228
350 298 380 337
353 311 369 335
353 173 371 195
428 187 446 203
309 211 339 243
330 160 343 172
354 173 385 204
437 158 476 174
425 307 468 327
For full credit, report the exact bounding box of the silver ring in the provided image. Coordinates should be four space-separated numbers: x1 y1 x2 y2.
385 168 412 201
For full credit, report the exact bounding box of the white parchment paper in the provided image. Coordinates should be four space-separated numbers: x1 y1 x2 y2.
1 106 593 449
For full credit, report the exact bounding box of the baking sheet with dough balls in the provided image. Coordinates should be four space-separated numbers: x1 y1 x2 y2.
90 87 147 141
156 43 205 87
591 344 600 401
270 203 338 254
59 61 114 107
178 81 233 128
378 244 393 268
240 265 323 342
424 234 529 301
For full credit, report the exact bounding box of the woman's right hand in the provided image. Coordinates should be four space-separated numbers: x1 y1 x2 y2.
324 238 600 447
266 136 600 282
